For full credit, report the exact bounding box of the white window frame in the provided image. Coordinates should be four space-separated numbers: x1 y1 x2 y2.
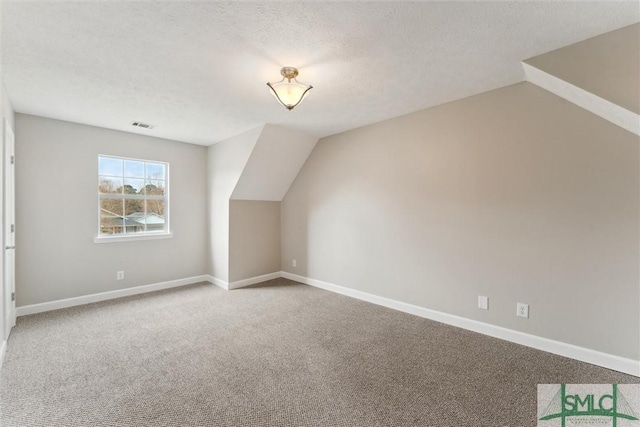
94 154 172 243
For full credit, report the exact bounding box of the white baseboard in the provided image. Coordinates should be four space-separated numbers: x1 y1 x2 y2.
12 269 640 376
15 271 281 316
281 271 640 377
228 272 281 290
16 275 211 316
206 275 229 290
206 272 282 290
0 340 6 370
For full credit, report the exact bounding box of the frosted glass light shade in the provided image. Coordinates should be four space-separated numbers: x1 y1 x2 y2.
267 67 313 111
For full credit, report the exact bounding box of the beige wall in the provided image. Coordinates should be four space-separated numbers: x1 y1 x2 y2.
282 82 639 360
15 114 208 306
229 200 280 282
206 126 261 281
525 23 639 114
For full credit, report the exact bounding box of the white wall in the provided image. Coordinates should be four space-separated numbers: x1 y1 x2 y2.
2 0 16 346
231 124 318 201
1 78 16 344
1 0 5 353
282 82 639 360
15 114 208 306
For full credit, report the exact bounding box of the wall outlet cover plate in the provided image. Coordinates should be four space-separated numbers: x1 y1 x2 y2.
517 302 529 318
478 295 489 310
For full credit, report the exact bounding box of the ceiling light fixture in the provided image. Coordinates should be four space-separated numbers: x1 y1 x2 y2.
266 67 313 111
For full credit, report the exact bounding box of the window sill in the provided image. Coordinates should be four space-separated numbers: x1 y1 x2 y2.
93 232 173 244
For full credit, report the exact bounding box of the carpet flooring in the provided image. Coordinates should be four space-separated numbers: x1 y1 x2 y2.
0 278 638 426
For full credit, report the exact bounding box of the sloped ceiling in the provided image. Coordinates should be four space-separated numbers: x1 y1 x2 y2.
523 23 640 135
525 23 639 115
231 125 318 201
2 1 639 145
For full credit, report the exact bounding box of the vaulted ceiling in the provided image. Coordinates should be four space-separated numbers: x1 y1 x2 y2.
2 1 638 146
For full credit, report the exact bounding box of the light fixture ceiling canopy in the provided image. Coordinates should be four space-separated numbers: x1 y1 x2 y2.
267 67 313 111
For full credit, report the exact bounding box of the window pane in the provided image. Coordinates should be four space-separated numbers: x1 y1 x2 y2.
124 198 144 216
101 198 123 216
99 157 123 177
124 199 145 234
123 225 141 234
97 156 169 238
146 162 166 180
145 179 165 196
145 200 165 232
99 176 123 194
123 178 145 195
100 199 124 234
124 160 145 178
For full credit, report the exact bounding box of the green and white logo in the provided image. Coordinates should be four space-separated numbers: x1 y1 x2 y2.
538 384 639 427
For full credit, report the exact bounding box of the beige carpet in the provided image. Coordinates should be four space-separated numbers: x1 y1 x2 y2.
1 278 637 426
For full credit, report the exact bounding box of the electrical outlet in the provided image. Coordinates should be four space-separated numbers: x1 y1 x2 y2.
517 303 529 318
478 295 489 310
116 271 125 281
292 259 297 267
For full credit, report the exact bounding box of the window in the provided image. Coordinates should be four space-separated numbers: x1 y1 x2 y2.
96 155 170 241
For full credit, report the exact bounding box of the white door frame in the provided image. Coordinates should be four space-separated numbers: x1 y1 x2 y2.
4 119 16 338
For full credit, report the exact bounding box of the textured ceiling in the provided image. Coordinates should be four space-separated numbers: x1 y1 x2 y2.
2 1 639 146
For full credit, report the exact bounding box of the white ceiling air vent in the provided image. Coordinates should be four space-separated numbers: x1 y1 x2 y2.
131 121 154 129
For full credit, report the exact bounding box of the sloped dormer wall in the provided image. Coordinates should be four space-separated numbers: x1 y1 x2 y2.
207 124 318 285
523 23 639 135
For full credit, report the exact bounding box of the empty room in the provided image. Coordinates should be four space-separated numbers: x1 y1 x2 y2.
0 1 639 426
